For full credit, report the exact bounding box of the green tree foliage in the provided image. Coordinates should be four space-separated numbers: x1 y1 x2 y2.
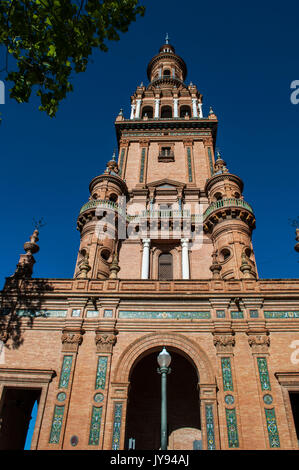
0 0 145 116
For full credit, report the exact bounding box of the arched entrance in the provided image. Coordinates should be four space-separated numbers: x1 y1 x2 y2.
124 350 201 450
110 332 218 450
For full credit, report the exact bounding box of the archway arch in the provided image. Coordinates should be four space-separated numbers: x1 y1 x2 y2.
113 332 215 384
111 332 218 450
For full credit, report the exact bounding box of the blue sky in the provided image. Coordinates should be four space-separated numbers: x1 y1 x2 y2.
0 0 298 287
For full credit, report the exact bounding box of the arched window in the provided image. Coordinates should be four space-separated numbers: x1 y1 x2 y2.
163 69 171 77
141 106 153 118
109 193 118 202
159 253 173 280
161 105 172 118
180 105 191 117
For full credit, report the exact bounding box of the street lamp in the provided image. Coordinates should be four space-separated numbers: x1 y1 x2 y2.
157 347 171 450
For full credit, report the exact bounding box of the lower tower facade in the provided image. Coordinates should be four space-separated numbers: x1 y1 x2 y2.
1 42 299 451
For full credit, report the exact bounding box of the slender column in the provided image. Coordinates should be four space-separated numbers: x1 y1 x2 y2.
154 99 160 118
173 98 179 118
130 104 136 119
192 98 198 117
160 369 168 450
198 101 203 118
141 238 151 279
181 238 190 279
135 99 142 118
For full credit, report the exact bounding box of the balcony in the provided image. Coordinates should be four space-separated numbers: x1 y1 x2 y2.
203 198 254 219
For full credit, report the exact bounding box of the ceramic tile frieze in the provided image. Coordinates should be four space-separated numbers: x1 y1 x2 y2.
225 408 239 448
205 404 216 450
265 408 280 448
95 356 108 390
118 311 211 319
88 406 103 445
111 403 123 450
264 311 299 318
257 357 271 391
58 355 73 389
221 357 234 391
49 405 64 444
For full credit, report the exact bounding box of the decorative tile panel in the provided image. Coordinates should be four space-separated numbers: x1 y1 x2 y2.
221 358 234 391
249 309 259 318
58 355 73 389
139 148 146 182
86 310 99 318
230 311 244 319
216 310 225 318
16 309 67 317
257 358 271 391
225 408 239 448
224 394 235 405
263 394 273 405
49 405 64 444
95 356 108 390
118 148 125 177
118 311 211 319
88 406 103 445
208 147 214 175
265 408 280 447
112 403 123 450
104 309 113 318
205 404 216 450
187 147 193 182
264 311 299 318
71 309 81 317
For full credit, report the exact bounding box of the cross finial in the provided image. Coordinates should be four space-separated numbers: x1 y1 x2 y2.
165 33 169 44
32 217 46 230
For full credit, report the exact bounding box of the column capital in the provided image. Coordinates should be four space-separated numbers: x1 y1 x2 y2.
142 238 151 246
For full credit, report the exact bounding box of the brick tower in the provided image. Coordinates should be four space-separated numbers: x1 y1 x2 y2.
1 39 299 451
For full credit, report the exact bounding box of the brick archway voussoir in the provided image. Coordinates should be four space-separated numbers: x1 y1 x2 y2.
113 332 215 384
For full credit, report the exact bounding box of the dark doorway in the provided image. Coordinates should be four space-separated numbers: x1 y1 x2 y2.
125 351 201 450
0 387 41 450
289 392 299 442
159 253 173 280
161 106 172 118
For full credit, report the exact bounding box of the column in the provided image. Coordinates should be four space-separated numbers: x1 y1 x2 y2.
130 103 136 119
173 98 179 118
181 238 190 279
192 98 198 117
141 238 151 279
154 98 160 118
198 101 203 118
135 99 142 118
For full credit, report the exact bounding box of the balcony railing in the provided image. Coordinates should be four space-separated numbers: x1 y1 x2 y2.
203 198 254 219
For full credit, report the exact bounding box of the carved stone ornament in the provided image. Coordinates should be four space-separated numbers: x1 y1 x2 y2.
61 328 84 352
95 332 117 353
213 334 235 353
248 334 270 353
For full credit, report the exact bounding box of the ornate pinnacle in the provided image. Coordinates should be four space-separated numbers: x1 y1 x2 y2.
240 252 256 279
209 251 222 279
165 33 169 44
13 227 41 278
77 252 91 279
109 253 120 279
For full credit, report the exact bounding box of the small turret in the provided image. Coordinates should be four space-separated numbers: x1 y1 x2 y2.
204 150 257 280
75 152 128 279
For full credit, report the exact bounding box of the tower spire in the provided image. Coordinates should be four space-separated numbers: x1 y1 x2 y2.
165 33 169 44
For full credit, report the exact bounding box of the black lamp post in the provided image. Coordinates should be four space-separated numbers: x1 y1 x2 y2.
157 347 171 450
